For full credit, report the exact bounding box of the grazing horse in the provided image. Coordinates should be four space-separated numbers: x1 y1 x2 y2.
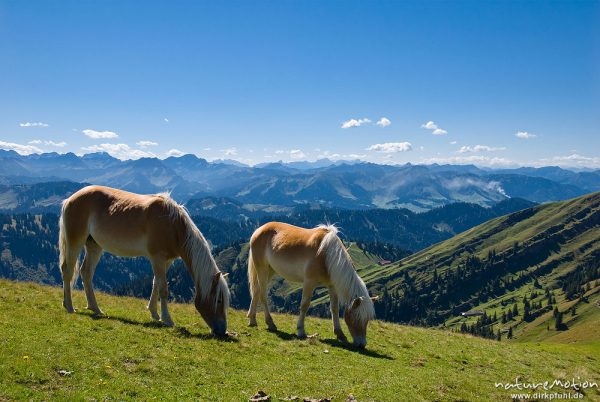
59 185 230 335
247 222 377 348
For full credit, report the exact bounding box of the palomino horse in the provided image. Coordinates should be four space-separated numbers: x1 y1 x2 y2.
247 222 377 348
59 185 230 335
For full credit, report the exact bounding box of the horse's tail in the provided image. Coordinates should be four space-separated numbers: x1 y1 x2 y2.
59 200 79 289
247 248 259 298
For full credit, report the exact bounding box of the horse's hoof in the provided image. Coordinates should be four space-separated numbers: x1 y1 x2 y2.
87 306 104 316
248 320 258 327
161 320 175 327
297 332 307 339
267 324 278 332
334 330 348 342
336 334 348 342
64 306 76 314
150 312 160 321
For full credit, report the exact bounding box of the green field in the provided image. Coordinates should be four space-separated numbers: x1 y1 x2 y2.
1 280 598 401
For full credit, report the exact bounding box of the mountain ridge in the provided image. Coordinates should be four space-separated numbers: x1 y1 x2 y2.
1 152 598 210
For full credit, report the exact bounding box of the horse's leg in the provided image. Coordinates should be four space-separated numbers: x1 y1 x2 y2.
258 268 276 331
247 251 259 327
296 280 317 338
147 276 160 321
247 292 259 327
152 258 174 327
80 238 103 315
61 244 83 314
329 286 347 342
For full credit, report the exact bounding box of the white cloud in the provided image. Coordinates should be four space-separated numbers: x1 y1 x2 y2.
421 121 438 130
83 129 119 139
450 141 457 145
376 117 391 127
223 147 238 156
458 145 506 153
515 131 536 139
49 141 67 147
274 149 308 159
166 149 185 157
164 118 169 123
81 143 155 160
0 141 43 155
317 150 341 159
536 154 600 168
289 149 306 159
28 140 67 147
345 154 366 159
136 140 159 148
341 118 371 129
367 142 412 153
317 150 365 160
20 122 48 128
421 121 447 135
422 155 516 167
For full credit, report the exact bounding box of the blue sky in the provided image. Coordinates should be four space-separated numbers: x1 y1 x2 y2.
1 1 599 168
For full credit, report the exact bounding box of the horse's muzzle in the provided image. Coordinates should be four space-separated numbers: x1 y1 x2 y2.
212 320 227 336
353 337 367 349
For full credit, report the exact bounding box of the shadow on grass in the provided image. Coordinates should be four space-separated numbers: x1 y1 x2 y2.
321 338 394 360
267 327 297 341
263 326 394 359
174 326 239 343
76 311 238 342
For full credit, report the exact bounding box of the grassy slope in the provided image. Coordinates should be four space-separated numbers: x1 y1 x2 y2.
361 192 600 340
1 280 599 401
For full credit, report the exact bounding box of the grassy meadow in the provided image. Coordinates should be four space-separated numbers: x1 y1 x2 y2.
1 280 598 401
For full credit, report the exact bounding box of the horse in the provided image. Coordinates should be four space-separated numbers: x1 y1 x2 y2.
247 222 377 348
58 185 230 336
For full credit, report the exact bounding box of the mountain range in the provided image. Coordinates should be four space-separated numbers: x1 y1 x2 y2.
1 150 599 212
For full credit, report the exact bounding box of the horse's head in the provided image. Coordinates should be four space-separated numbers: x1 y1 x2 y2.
344 295 377 349
194 272 230 336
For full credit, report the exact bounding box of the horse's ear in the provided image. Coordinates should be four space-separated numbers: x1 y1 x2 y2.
221 272 229 278
371 295 379 302
351 296 364 310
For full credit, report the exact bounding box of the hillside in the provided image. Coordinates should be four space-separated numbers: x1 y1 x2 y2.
361 192 600 341
186 197 536 250
1 280 598 401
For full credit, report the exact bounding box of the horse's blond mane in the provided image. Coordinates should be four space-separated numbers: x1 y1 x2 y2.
157 193 230 311
316 224 375 324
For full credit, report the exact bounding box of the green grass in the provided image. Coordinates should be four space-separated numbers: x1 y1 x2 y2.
1 280 599 401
